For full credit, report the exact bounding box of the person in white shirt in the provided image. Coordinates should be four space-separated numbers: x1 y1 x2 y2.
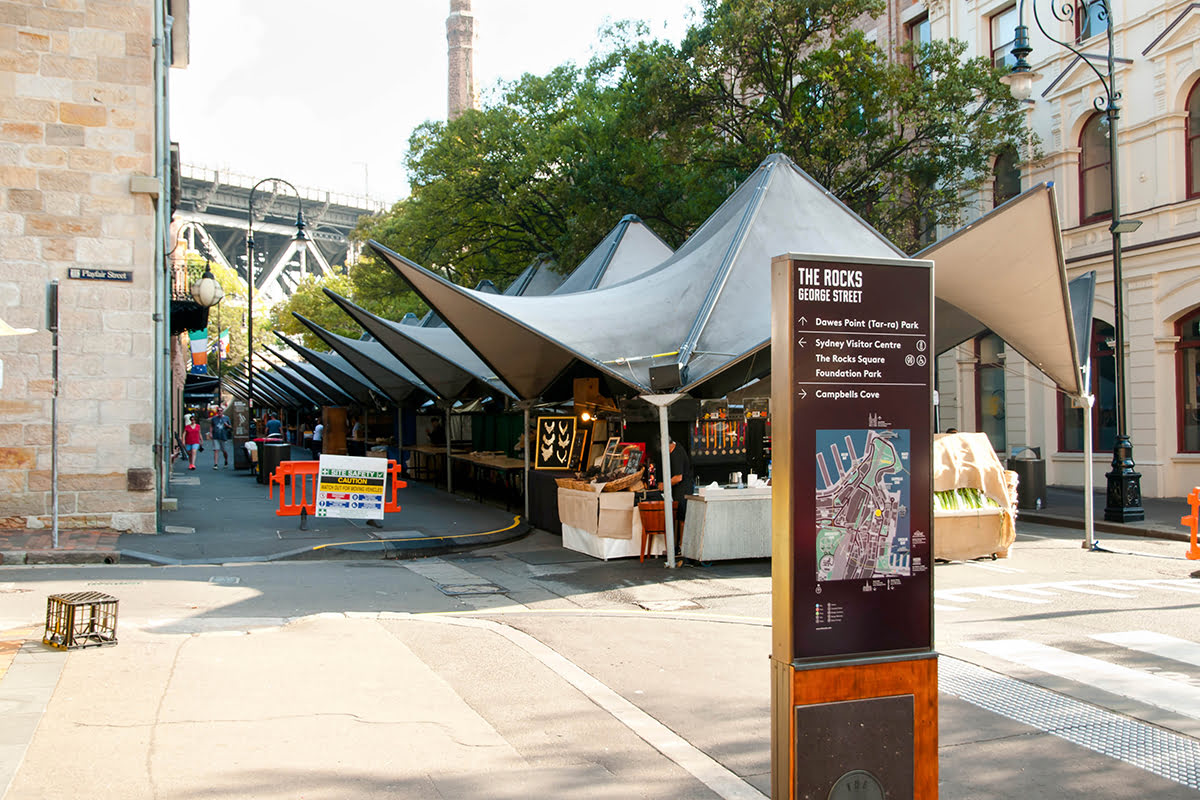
310 422 324 460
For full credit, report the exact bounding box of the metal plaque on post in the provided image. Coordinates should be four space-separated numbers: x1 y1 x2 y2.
770 253 937 800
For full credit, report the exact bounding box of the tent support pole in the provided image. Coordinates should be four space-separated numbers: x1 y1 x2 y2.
523 405 530 522
1082 393 1096 550
640 392 686 568
445 405 453 495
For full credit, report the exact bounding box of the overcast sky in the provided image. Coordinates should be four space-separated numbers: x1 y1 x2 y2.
170 0 697 204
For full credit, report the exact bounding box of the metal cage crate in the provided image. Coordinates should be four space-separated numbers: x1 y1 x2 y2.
43 591 119 650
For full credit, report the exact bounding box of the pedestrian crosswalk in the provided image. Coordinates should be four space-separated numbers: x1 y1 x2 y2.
934 578 1200 611
947 629 1200 791
964 636 1200 720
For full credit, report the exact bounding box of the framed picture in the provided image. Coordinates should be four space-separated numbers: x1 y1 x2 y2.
600 436 622 473
535 416 576 470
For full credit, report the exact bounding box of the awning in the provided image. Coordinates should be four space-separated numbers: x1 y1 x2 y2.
270 335 385 407
370 153 901 400
918 183 1085 396
324 290 516 401
291 313 431 405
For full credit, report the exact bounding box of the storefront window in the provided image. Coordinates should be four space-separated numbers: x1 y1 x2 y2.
1075 0 1108 42
1176 308 1200 452
1059 320 1116 451
975 334 1006 453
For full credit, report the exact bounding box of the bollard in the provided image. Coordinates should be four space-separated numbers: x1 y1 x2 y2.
299 506 308 531
1180 487 1200 560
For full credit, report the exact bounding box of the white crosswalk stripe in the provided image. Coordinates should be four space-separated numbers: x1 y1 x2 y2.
1091 630 1200 669
935 578 1197 606
964 635 1200 720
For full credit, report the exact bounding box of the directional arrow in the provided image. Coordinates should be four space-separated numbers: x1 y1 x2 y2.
798 316 807 326
798 389 807 399
797 337 806 348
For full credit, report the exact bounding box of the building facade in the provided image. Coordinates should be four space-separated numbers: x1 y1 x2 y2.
0 0 187 533
874 0 1200 498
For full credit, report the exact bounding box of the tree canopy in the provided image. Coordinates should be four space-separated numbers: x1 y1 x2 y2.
351 0 1029 298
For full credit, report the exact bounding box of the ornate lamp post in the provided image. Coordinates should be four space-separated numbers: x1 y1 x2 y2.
245 178 308 430
1002 0 1143 522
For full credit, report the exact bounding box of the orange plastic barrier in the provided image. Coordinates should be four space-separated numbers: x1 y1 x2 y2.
269 460 407 516
1182 486 1200 560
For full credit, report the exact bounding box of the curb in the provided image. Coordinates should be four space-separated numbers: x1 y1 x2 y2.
1 550 120 566
1019 511 1188 542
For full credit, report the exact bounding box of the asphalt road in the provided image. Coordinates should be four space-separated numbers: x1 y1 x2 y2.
0 522 1197 798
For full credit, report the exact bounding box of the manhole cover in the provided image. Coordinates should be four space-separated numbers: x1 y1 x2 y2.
438 583 506 596
209 576 240 585
637 600 702 612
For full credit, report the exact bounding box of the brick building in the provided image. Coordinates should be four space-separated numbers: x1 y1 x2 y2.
0 0 188 533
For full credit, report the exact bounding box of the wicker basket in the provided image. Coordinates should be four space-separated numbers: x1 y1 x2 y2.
600 468 644 493
555 477 593 491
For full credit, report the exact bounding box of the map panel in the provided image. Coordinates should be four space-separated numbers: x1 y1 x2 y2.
815 429 911 582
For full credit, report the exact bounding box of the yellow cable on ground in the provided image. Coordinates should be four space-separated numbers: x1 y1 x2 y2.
309 516 524 551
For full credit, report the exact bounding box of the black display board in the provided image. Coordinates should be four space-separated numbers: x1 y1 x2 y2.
788 256 933 661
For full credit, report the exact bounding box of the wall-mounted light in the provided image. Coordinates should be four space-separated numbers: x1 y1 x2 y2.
580 411 592 422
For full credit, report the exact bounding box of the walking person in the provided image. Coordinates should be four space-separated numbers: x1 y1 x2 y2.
209 406 232 469
183 414 202 471
310 419 324 460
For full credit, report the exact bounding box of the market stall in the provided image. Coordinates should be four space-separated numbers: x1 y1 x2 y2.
681 484 773 561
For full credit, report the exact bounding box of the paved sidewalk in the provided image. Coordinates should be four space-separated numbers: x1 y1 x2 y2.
2 447 530 566
1020 485 1194 542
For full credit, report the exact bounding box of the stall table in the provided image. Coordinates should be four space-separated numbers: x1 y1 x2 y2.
452 452 525 510
681 486 772 561
557 487 659 560
407 443 469 485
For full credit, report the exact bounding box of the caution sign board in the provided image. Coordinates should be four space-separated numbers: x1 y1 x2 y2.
315 454 386 520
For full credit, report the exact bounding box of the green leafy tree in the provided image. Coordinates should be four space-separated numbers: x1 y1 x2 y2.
652 0 1031 251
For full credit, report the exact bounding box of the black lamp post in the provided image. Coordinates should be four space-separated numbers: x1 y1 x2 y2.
1003 0 1143 522
246 178 307 432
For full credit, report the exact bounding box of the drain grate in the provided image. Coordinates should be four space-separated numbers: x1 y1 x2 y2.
208 576 240 586
437 583 506 596
940 656 1200 790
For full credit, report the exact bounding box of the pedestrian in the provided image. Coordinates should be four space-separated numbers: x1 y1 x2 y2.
183 414 202 471
208 406 232 469
310 419 324 460
265 412 283 438
428 416 446 446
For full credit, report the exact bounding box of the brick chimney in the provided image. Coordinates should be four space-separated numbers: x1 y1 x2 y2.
447 0 478 120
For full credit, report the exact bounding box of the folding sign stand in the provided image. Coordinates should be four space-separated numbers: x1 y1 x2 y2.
770 254 938 799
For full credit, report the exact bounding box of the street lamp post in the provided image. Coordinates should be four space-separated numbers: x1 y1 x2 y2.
246 178 308 433
1003 0 1143 522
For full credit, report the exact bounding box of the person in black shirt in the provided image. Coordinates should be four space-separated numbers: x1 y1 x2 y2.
428 416 446 446
659 437 693 556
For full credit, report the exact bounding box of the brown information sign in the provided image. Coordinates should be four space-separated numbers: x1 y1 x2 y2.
788 255 933 661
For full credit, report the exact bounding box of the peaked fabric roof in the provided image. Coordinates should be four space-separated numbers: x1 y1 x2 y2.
370 153 902 399
291 314 431 405
324 290 515 401
552 215 674 295
503 255 564 297
269 337 382 407
268 363 336 406
917 183 1084 396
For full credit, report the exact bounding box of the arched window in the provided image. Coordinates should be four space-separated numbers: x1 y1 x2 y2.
1176 308 1200 451
975 334 1006 452
1059 320 1116 451
1188 82 1200 199
1079 113 1112 223
993 146 1022 206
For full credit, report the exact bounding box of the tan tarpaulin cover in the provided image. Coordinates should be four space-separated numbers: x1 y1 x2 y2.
555 488 642 539
933 432 1018 558
919 183 1084 397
